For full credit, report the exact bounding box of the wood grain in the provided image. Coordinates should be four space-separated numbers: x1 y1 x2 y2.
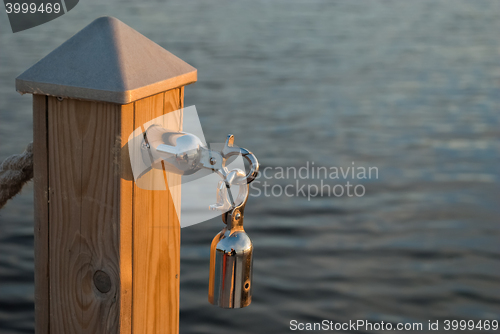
33 94 49 334
132 89 182 334
34 89 182 334
119 102 134 334
46 97 132 334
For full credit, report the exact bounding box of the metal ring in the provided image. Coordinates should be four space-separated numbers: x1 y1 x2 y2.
239 148 259 184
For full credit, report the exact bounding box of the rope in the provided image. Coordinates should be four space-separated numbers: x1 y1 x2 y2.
0 143 34 209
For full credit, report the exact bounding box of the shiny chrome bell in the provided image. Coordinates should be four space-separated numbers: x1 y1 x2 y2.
208 182 253 308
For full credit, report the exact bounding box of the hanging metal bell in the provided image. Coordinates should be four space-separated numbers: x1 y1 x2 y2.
208 194 253 308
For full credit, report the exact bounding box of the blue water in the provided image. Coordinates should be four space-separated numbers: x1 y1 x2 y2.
1 1 499 333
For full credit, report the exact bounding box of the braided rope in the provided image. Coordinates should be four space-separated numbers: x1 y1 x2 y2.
0 143 34 209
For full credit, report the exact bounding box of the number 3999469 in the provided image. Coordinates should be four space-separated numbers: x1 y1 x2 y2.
5 2 62 14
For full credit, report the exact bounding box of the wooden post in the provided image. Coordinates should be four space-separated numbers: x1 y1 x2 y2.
17 16 196 334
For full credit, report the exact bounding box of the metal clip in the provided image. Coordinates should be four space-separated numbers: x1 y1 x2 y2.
141 125 259 183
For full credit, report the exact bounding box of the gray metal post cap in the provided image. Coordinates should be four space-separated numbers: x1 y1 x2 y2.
16 16 197 104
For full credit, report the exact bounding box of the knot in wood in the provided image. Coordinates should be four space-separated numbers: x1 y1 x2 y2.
93 270 112 293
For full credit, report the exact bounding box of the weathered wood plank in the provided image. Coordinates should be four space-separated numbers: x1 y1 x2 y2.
47 97 127 334
119 102 134 334
162 89 182 333
48 96 87 333
132 89 181 334
79 100 122 333
33 94 49 334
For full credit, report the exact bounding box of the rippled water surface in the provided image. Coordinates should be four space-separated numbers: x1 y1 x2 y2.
1 1 499 333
